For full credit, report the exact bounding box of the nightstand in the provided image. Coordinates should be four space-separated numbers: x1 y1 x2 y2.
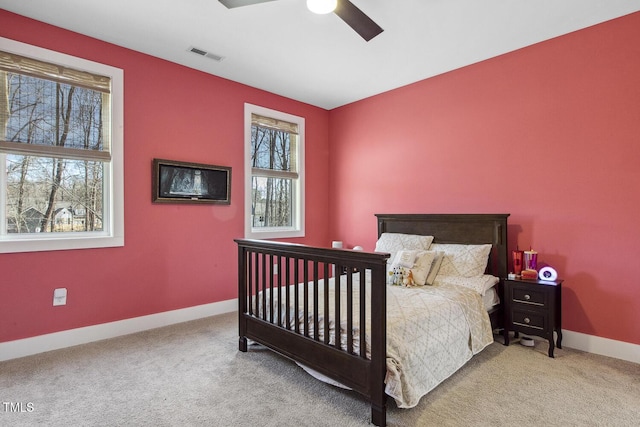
503 278 563 358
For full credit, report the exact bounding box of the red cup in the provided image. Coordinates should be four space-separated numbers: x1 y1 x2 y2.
512 250 524 274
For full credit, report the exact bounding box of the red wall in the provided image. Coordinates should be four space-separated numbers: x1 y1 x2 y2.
328 12 640 345
0 11 330 342
2 10 639 348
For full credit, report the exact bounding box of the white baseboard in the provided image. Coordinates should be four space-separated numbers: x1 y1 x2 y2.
3 306 638 365
562 330 639 364
0 299 238 362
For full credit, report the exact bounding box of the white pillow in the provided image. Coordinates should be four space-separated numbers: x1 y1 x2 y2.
430 243 492 277
389 250 436 286
410 251 437 286
433 274 499 296
390 250 419 269
375 233 434 267
425 251 445 285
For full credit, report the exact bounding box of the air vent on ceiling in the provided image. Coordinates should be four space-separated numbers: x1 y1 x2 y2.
188 46 225 62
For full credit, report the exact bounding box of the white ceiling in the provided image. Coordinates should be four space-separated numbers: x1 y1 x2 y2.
2 0 639 109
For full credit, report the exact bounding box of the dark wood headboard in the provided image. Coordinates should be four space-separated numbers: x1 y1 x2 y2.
375 214 510 279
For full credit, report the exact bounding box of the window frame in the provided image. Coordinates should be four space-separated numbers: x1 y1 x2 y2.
244 103 305 239
0 37 124 253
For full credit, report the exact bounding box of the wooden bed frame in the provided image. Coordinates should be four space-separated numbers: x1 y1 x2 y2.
236 213 509 426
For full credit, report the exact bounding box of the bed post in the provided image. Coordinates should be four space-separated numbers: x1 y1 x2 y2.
238 243 248 352
370 261 387 426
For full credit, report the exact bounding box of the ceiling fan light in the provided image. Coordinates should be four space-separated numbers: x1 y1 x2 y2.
307 0 337 15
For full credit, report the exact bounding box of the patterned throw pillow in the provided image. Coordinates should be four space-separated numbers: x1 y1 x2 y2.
374 233 434 268
430 243 492 277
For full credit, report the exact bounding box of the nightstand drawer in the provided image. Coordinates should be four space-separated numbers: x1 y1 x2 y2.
511 309 546 330
512 286 546 306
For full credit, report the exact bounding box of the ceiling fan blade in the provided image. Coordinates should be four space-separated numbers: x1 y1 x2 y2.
219 0 278 8
334 0 383 42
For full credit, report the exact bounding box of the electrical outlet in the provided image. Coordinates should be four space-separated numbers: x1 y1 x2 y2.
53 288 67 306
273 264 278 275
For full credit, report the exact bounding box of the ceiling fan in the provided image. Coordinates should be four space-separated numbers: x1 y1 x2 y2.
218 0 384 42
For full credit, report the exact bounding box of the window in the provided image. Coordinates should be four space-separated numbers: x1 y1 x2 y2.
0 37 123 253
244 104 304 239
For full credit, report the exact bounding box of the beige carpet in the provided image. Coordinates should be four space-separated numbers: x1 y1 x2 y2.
1 312 639 426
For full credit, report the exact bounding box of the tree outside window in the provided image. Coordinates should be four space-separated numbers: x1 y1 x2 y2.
245 104 304 239
0 38 123 253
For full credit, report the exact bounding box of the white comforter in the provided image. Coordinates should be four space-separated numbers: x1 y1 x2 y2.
256 272 494 408
384 282 493 407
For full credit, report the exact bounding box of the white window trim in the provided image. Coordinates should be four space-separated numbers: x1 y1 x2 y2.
0 37 124 253
244 103 304 240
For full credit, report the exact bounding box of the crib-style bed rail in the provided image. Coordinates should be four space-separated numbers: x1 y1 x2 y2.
235 239 390 426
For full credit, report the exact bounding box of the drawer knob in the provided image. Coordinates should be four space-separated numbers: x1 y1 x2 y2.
524 294 531 301
524 317 530 324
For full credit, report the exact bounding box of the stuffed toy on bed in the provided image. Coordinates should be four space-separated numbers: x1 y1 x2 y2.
388 267 416 287
403 269 416 287
389 267 402 286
